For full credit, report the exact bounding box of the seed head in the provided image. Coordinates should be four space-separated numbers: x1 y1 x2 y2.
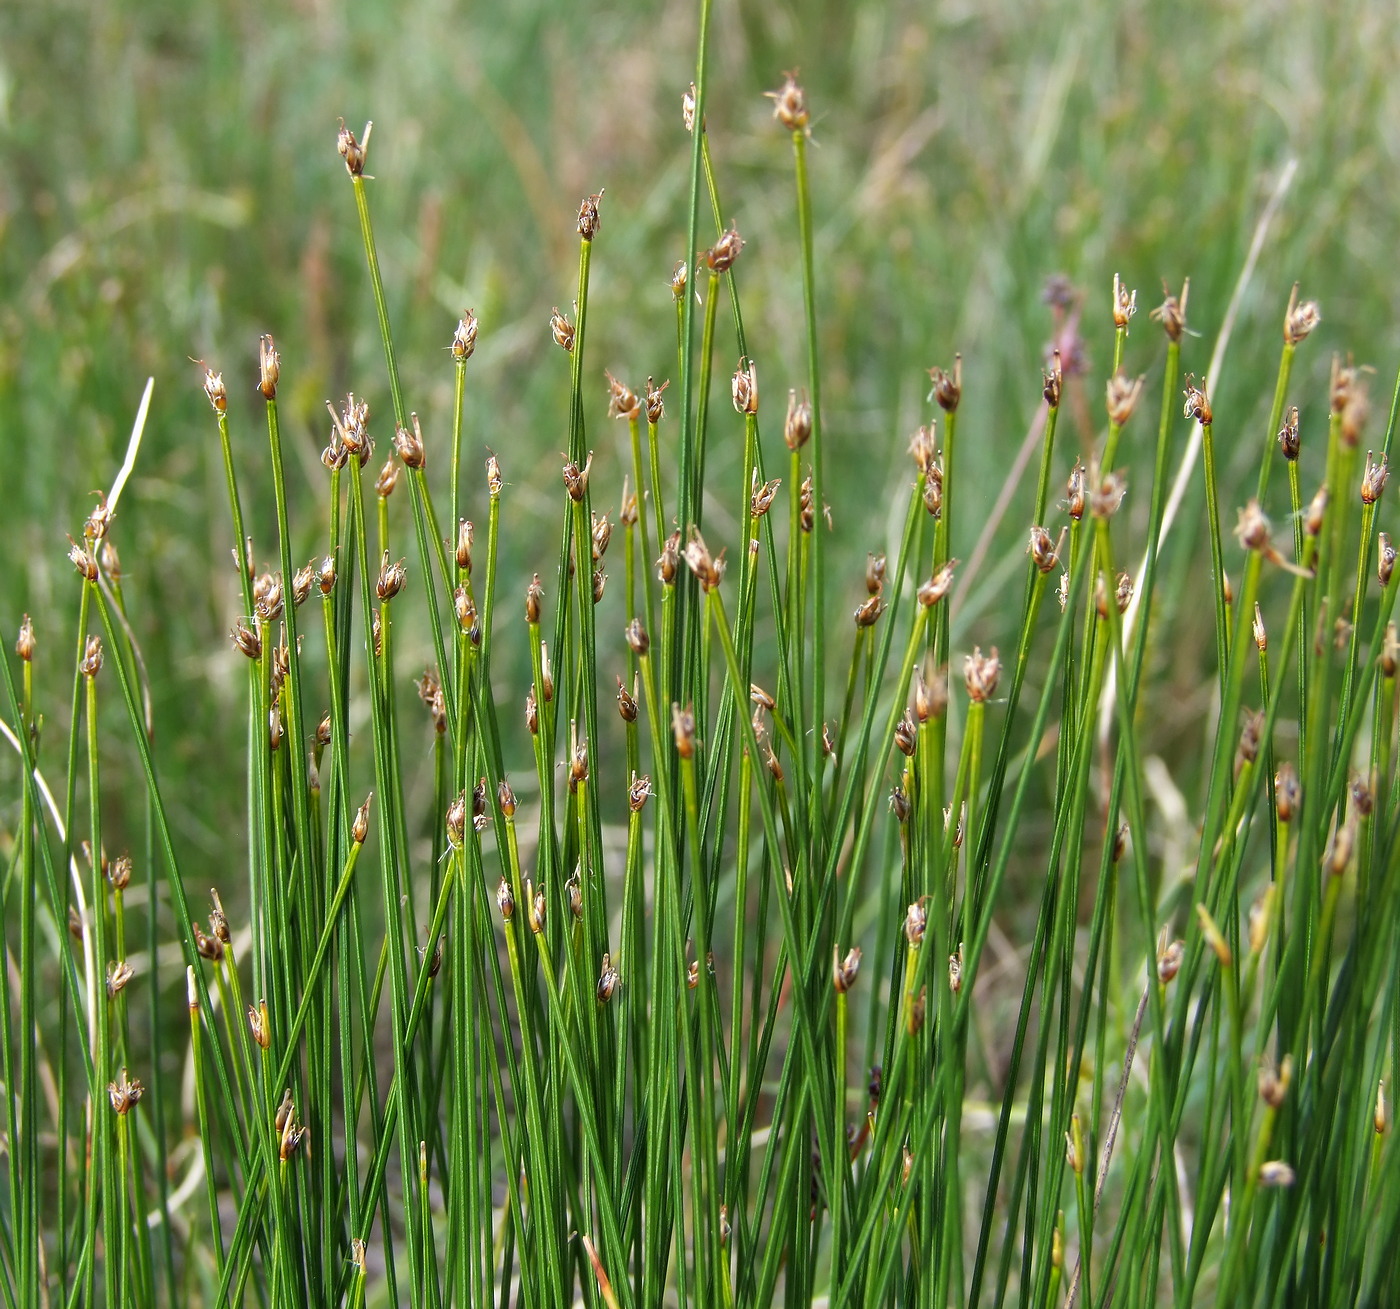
683 531 724 591
107 960 136 998
928 356 962 412
525 687 539 735
525 574 544 625
1283 284 1320 345
767 72 810 133
672 702 696 759
1149 279 1189 342
562 452 592 502
376 552 407 602
1248 886 1274 954
110 852 133 892
1303 485 1328 538
625 618 649 656
577 190 603 242
913 664 947 722
254 572 284 624
393 415 427 470
1089 469 1127 519
1111 273 1137 330
496 877 515 921
1324 809 1357 876
1278 406 1300 460
337 120 370 176
616 676 638 723
202 366 227 414
1234 499 1272 552
1182 376 1212 426
527 881 546 934
84 493 113 544
1386 623 1400 678
454 586 478 639
1237 708 1265 767
68 537 98 582
1065 461 1086 520
706 222 745 274
375 458 399 498
904 901 927 948
1028 526 1060 574
1196 904 1232 968
866 552 887 595
833 945 862 994
538 641 553 701
919 559 958 607
752 474 782 517
1043 351 1063 408
597 953 620 1004
732 357 758 415
568 736 589 793
1253 603 1267 651
657 531 680 585
628 772 651 814
605 370 640 422
853 595 885 628
1331 357 1368 446
1259 1161 1296 1188
80 634 103 679
785 389 813 451
15 615 34 662
671 260 688 302
452 310 478 361
1105 371 1145 426
682 82 697 133
257 334 280 399
894 710 917 757
248 1001 270 1049
591 511 612 562
351 793 372 845
486 453 503 497
1362 450 1389 505
1379 533 1396 588
108 1069 144 1116
550 306 576 353
645 376 669 425
889 786 911 823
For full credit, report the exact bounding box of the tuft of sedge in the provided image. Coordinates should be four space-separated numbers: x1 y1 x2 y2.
1111 273 1137 329
336 119 371 176
524 687 539 735
568 736 589 793
577 190 603 242
415 668 446 735
1089 468 1127 519
538 641 553 701
766 72 810 134
1324 807 1358 876
445 792 467 849
1283 283 1321 346
110 853 133 892
894 710 916 757
317 555 337 596
254 571 285 624
1236 709 1265 769
1149 278 1189 342
452 310 478 362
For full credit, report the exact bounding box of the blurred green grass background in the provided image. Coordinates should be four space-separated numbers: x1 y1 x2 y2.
3 0 1399 865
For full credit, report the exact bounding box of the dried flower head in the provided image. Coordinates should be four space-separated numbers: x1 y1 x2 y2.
964 646 1001 703
577 190 603 241
1151 932 1182 985
1043 351 1063 408
393 415 427 470
683 531 724 591
751 474 782 518
657 531 681 585
550 306 576 353
376 552 407 602
108 1069 144 1116
107 960 136 998
732 357 759 415
1379 533 1397 589
80 634 103 679
767 72 810 133
337 119 371 176
671 260 688 302
853 595 886 628
1089 469 1128 519
596 953 620 1004
257 333 280 399
1149 279 1189 342
1065 460 1086 521
919 559 958 607
1362 450 1389 505
201 365 228 414
645 376 669 425
672 702 696 759
1259 1161 1296 1188
616 675 638 723
785 389 813 451
928 356 962 412
16 614 34 662
1278 406 1300 460
904 900 927 948
1111 273 1137 330
682 82 697 133
833 945 862 994
625 618 650 656
375 458 399 498
1283 284 1320 345
562 452 592 502
1106 371 1145 426
452 310 478 361
703 224 746 279
68 536 98 582
1028 526 1060 574
248 1001 270 1049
